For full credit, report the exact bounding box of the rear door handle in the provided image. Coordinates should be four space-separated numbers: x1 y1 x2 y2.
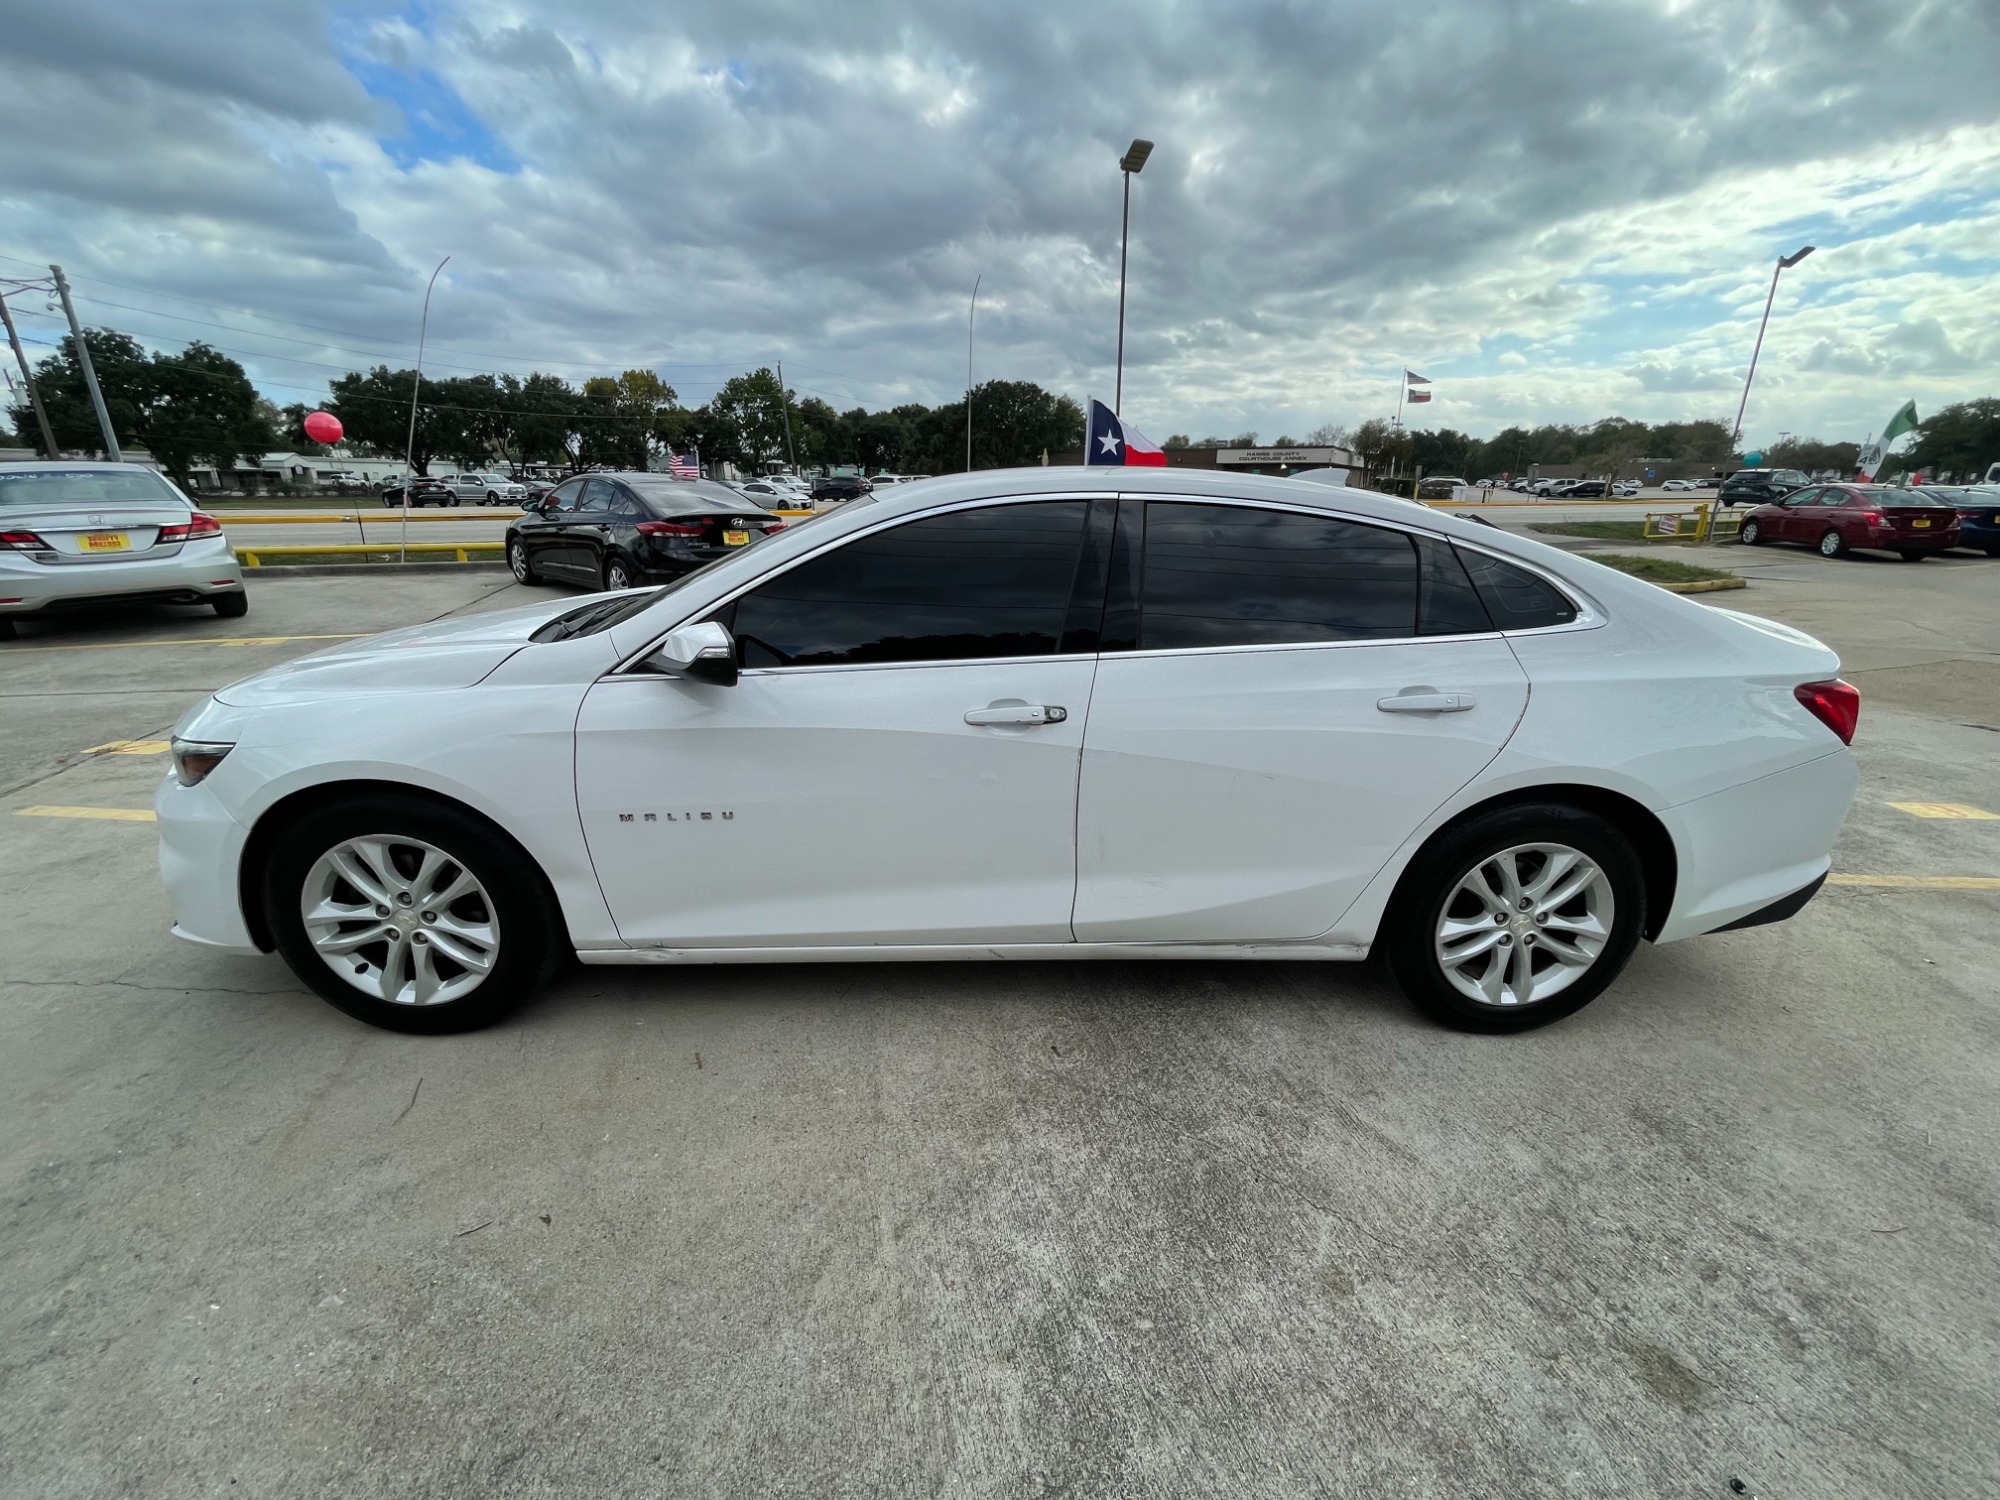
1377 690 1475 714
965 704 1068 727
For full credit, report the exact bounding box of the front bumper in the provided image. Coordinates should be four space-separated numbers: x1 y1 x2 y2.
0 536 243 615
155 772 261 953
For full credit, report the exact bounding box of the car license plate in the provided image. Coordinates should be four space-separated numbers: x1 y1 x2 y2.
724 530 750 546
78 531 130 552
1910 519 1930 528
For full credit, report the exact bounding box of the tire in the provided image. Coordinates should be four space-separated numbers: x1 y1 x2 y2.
507 538 538 584
450 496 462 508
486 491 502 506
603 555 632 591
0 617 15 641
1985 547 2000 559
263 794 565 1034
1382 802 1647 1034
1818 529 1847 558
1739 519 1763 546
211 590 249 618
1897 550 1926 562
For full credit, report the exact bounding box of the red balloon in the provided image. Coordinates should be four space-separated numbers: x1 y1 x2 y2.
302 410 343 444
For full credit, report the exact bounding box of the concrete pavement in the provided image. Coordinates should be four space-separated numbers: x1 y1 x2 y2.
1 567 1996 1498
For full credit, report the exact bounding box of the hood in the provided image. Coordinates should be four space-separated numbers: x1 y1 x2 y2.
213 597 580 705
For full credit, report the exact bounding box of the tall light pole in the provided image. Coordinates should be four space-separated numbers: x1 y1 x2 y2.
1114 138 1153 415
401 255 450 562
965 274 981 473
1731 245 1815 451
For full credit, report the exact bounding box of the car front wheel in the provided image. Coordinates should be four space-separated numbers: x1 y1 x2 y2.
1740 519 1763 545
264 795 565 1034
1383 803 1646 1033
508 538 538 584
1819 529 1847 558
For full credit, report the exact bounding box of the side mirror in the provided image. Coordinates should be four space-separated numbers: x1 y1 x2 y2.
645 620 738 686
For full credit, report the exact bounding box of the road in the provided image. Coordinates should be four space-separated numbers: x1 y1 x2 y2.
2 554 1996 1497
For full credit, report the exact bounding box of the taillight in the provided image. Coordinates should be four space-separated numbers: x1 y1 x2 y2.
0 528 49 550
636 520 705 537
1857 511 1883 524
761 520 787 533
1794 680 1860 745
156 512 223 545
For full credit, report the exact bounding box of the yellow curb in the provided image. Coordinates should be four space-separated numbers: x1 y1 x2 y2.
15 805 157 822
1827 874 2000 890
1886 802 1999 820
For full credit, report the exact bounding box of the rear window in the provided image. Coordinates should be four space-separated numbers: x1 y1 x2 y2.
1453 547 1578 630
1870 489 1951 508
0 468 186 507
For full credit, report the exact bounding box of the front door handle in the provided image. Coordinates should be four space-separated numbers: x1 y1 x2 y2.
1377 689 1475 714
965 703 1068 727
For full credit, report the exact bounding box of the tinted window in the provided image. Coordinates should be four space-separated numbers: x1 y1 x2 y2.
545 479 587 512
727 501 1089 668
1415 535 1495 636
1454 547 1578 630
576 479 616 514
1139 502 1418 649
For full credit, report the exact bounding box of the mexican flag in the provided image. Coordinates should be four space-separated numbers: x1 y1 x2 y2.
1856 399 1919 480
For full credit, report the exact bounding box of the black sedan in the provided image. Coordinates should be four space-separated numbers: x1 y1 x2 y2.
506 472 787 591
380 476 456 507
810 474 871 502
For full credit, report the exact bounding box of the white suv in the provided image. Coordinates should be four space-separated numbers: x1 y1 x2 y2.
434 473 526 506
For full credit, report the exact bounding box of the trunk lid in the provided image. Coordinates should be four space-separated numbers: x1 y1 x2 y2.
4 504 195 561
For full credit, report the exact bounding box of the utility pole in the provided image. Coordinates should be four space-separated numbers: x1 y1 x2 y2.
49 265 120 460
965 275 981 473
1730 245 1815 450
1114 139 1153 415
775 362 797 474
0 288 60 458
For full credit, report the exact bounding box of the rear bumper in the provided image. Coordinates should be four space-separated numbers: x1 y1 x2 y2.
1654 748 1857 944
0 536 243 614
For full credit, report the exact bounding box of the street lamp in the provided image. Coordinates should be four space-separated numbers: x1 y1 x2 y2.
965 274 981 473
1114 137 1153 415
1730 244 1815 450
401 254 450 562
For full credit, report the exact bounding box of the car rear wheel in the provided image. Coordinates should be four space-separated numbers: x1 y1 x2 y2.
1383 802 1646 1033
508 538 538 584
264 795 565 1034
0 618 15 641
1896 550 1927 562
211 590 249 618
603 556 632 591
1819 529 1847 558
1740 519 1763 545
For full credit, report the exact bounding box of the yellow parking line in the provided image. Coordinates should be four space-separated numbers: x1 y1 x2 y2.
83 739 171 755
1 632 365 654
15 805 157 822
1828 874 2000 890
1886 801 1999 821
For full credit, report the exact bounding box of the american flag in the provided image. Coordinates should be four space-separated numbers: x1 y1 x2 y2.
668 451 699 479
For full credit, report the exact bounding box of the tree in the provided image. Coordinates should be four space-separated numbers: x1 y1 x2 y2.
1765 436 1861 475
575 369 681 470
1903 399 2000 478
703 368 793 471
965 380 1083 471
328 367 437 473
10 329 149 457
137 342 273 487
1349 417 1410 480
1305 421 1349 447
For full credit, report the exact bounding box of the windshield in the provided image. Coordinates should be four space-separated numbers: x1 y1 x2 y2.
0 468 186 508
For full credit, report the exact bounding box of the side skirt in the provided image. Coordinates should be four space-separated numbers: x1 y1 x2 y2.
575 940 1371 966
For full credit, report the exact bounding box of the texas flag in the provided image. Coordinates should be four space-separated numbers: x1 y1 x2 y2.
1085 398 1167 466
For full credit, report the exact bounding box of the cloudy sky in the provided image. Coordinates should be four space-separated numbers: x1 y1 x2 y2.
1 0 1996 449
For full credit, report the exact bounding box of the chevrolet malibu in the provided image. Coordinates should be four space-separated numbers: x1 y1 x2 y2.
158 469 1861 1035
2 461 246 638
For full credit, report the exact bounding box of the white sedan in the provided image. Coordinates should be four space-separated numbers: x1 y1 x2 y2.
158 469 1860 1035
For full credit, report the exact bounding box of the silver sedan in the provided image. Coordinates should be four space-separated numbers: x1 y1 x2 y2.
0 462 246 639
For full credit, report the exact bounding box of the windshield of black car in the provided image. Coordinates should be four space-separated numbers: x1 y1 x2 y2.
0 468 186 507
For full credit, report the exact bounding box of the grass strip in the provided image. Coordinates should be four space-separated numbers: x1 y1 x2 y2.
1581 552 1738 585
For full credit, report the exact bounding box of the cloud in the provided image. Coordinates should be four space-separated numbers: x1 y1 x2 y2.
0 0 1996 446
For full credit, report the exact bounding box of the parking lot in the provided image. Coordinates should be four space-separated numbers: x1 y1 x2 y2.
3 548 1997 1497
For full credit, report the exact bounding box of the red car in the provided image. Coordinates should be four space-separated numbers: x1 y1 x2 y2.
1738 483 1961 561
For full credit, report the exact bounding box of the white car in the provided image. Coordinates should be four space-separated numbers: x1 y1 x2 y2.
2 462 246 639
157 468 1859 1036
1661 479 1698 493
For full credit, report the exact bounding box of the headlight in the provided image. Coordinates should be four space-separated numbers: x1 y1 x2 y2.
170 737 235 786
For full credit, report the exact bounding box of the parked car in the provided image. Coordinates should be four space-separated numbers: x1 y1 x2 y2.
728 480 798 505
1716 469 1810 507
505 472 788 592
1661 479 1697 492
513 478 556 504
160 467 1860 1038
1915 485 2000 556
1697 476 1723 488
1564 481 1611 499
0 462 246 638
1611 481 1641 497
424 472 524 506
1416 476 1469 499
1738 484 1961 560
379 476 455 507
1530 478 1567 497
1508 478 1534 493
811 474 872 503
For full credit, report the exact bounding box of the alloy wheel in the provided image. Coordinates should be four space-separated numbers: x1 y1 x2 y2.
1740 520 1761 545
1819 530 1844 557
605 560 630 590
508 540 530 581
300 834 501 1006
1433 842 1614 1008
